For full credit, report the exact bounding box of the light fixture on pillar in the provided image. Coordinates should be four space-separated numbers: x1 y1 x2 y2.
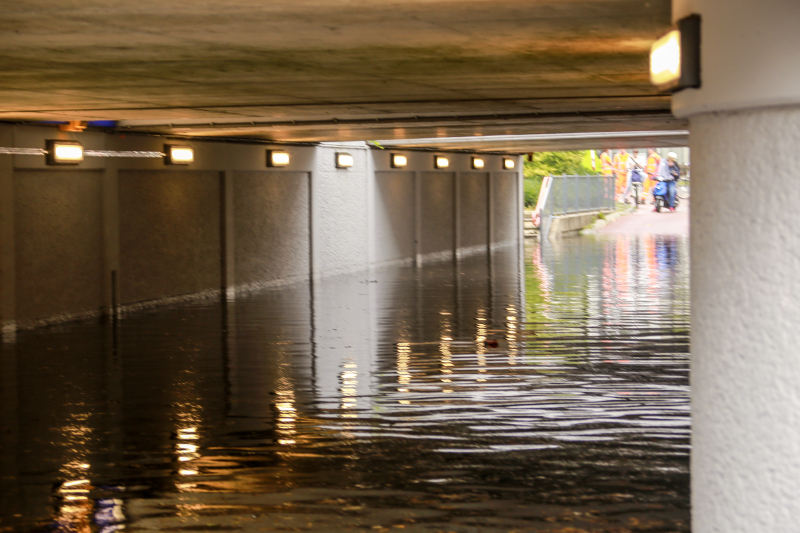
471 156 485 170
45 140 84 165
267 149 290 167
650 14 701 92
164 144 194 165
391 153 408 168
335 152 354 169
434 155 449 169
503 158 516 170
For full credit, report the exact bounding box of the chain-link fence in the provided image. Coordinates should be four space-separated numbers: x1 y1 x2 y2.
539 175 615 238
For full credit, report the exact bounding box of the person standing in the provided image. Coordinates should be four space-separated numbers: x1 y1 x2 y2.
600 149 614 177
613 149 629 201
656 152 680 212
645 148 661 200
623 149 647 203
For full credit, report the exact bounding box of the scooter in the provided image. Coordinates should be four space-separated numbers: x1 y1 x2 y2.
652 179 679 212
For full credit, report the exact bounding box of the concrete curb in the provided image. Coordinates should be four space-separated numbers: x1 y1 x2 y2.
580 204 637 234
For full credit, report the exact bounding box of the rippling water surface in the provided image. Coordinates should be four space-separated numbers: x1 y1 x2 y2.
0 235 690 532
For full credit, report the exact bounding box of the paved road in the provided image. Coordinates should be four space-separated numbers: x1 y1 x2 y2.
598 199 689 236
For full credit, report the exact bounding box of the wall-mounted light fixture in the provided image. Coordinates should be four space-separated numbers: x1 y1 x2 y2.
164 144 194 165
391 153 408 168
503 158 516 170
650 14 701 92
434 155 449 169
471 156 485 170
267 149 290 167
45 140 84 165
335 152 354 169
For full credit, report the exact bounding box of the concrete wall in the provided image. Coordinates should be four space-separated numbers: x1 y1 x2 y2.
233 171 310 288
0 124 522 331
119 170 220 304
15 170 104 321
374 171 415 264
459 171 489 252
312 143 370 277
420 171 455 261
491 172 519 246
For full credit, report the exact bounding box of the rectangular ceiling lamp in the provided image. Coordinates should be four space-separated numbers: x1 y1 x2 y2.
164 144 194 165
46 140 83 165
503 158 516 170
650 14 701 92
335 152 354 168
391 153 408 168
267 150 290 167
434 155 449 169
471 156 485 170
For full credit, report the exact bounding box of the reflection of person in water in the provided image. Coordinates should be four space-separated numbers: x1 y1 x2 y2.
655 236 679 277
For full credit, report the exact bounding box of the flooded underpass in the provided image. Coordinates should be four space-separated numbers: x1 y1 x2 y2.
0 234 690 533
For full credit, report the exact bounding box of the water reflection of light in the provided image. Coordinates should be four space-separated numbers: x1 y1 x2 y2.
506 305 519 365
54 474 127 533
276 386 298 443
440 316 454 393
397 342 412 403
340 360 359 417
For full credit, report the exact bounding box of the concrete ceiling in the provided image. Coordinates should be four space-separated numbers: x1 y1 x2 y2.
0 0 685 151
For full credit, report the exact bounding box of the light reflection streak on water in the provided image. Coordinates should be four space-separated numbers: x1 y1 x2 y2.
2 235 690 532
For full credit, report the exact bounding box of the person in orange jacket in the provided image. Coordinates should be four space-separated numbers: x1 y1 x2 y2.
613 149 629 201
600 149 614 176
645 148 662 200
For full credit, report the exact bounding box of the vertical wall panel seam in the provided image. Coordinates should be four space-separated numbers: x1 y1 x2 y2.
414 170 422 267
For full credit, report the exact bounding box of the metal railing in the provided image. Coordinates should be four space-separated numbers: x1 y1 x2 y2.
539 175 615 238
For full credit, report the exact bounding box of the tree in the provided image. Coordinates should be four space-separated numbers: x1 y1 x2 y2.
523 150 597 206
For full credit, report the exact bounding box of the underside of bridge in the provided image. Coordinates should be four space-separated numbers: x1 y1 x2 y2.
0 0 685 151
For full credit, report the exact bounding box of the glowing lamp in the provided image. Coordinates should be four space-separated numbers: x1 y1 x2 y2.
45 140 83 165
471 157 485 170
267 150 290 167
335 152 354 168
503 158 516 170
391 153 408 168
434 155 449 169
650 14 701 92
164 144 194 165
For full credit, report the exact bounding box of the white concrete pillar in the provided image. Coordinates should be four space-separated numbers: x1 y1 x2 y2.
672 1 800 530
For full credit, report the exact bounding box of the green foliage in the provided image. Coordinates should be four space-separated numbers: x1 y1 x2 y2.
524 176 543 207
522 151 598 207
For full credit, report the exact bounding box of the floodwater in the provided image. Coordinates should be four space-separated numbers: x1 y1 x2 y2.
0 235 690 533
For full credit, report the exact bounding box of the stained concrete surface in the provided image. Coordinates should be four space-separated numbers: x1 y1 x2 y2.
0 1 682 144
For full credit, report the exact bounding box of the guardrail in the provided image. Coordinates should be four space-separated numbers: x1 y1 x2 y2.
537 175 615 239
